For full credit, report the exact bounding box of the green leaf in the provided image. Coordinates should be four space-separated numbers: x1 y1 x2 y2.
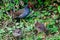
7 27 13 31
0 29 5 33
58 6 60 13
0 10 3 19
44 12 49 15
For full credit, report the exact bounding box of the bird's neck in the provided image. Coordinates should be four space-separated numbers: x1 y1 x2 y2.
25 5 30 9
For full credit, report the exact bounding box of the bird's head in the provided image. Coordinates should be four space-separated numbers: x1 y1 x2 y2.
28 2 34 9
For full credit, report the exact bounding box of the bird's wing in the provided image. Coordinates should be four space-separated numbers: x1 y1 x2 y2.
14 9 24 16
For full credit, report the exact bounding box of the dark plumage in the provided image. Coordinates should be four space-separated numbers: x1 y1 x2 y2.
35 21 48 35
7 5 31 19
12 28 22 37
17 5 31 18
12 28 22 40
